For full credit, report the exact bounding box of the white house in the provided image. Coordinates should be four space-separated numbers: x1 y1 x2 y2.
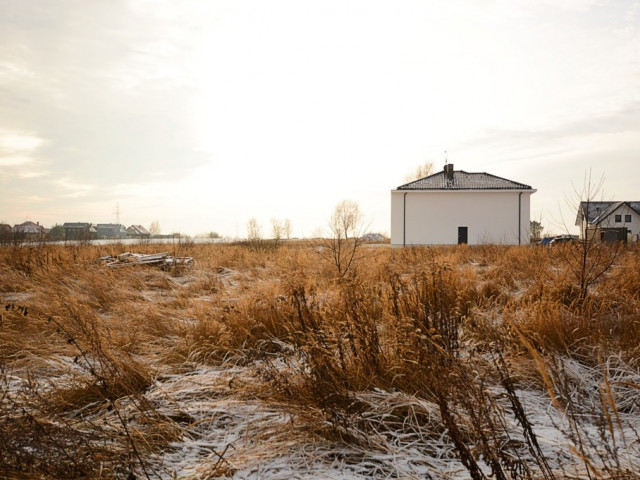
391 164 536 246
575 201 640 242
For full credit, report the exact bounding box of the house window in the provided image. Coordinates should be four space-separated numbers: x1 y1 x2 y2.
615 214 622 223
625 214 632 223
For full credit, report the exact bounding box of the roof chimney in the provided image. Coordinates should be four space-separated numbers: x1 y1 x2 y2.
444 163 454 181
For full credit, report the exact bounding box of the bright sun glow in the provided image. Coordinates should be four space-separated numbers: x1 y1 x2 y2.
1 0 639 235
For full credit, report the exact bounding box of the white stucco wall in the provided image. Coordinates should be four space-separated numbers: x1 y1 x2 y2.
390 190 535 246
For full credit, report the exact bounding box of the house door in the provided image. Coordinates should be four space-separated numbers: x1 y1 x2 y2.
458 226 468 244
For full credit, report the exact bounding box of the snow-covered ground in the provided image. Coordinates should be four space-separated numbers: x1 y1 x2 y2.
81 357 637 479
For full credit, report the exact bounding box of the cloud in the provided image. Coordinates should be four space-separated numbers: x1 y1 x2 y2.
0 0 209 187
1 0 639 235
460 101 640 161
0 156 33 167
0 130 42 151
0 129 43 166
14 170 48 179
53 176 96 198
24 195 47 203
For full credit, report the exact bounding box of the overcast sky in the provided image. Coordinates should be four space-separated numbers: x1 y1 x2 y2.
1 0 639 237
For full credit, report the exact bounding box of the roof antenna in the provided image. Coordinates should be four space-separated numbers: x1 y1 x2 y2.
444 150 448 166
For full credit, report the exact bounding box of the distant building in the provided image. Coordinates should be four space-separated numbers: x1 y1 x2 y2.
96 223 128 239
361 232 386 243
63 222 97 241
11 221 48 242
576 201 640 243
126 224 151 239
391 164 536 246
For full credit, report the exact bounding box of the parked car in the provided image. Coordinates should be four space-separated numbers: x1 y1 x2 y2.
536 235 579 246
536 237 554 246
548 235 579 246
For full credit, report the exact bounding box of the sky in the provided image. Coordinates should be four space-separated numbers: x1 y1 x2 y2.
1 0 639 238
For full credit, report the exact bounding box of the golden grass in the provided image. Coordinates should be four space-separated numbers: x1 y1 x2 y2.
1 241 639 478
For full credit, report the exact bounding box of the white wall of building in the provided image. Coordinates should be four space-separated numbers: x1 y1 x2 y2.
390 190 534 246
579 203 640 237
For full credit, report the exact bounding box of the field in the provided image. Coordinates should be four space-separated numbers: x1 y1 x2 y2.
1 240 639 479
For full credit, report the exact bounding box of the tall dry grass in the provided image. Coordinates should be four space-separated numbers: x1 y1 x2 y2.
0 241 639 478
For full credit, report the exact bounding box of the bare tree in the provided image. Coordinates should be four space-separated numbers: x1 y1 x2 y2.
404 161 434 183
283 218 292 239
271 217 284 241
247 217 262 242
148 220 161 237
316 200 369 278
560 171 624 304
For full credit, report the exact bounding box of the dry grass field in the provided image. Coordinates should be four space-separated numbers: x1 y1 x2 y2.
1 240 639 479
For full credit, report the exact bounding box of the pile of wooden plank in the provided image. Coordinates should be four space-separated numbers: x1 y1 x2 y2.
99 252 194 269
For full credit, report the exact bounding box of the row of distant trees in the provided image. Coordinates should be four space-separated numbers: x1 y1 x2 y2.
246 217 292 243
243 199 370 278
241 162 437 248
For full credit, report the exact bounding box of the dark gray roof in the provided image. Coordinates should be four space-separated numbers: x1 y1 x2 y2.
96 224 127 236
63 222 92 228
97 223 125 228
397 170 532 190
576 201 640 226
